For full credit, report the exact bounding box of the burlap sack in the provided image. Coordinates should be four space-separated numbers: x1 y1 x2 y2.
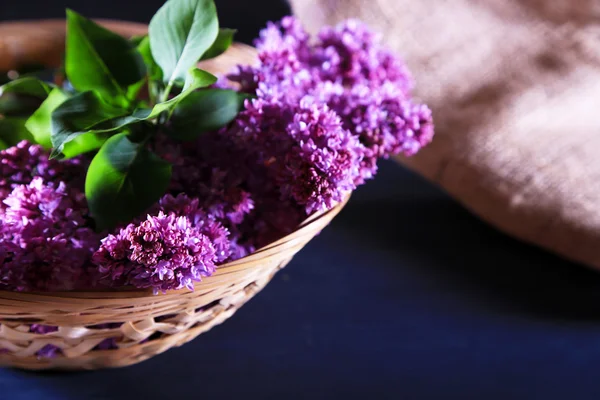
290 0 600 269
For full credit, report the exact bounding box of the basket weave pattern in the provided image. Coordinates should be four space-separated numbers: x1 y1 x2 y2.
0 20 348 370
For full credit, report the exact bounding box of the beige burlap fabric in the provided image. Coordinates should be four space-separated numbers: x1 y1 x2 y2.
290 0 600 269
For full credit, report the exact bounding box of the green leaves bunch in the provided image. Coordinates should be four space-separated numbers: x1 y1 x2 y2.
0 0 246 230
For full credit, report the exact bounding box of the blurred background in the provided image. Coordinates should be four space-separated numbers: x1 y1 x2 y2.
0 0 291 44
3 1 600 399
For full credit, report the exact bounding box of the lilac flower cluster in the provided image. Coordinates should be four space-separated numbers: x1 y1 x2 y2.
0 140 85 199
311 19 413 90
0 156 100 291
233 95 361 214
0 17 434 297
153 135 258 258
154 136 255 226
317 81 434 183
92 194 231 293
228 17 434 209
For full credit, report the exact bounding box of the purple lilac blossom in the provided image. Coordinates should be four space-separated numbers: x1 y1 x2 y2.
36 344 61 359
0 141 85 199
89 323 122 350
315 81 434 184
94 338 118 351
232 95 360 213
29 324 61 358
240 196 305 249
30 324 58 334
0 17 434 295
191 132 308 252
154 136 255 228
228 17 433 185
152 134 259 259
92 207 228 294
158 194 233 263
0 177 100 291
311 19 414 90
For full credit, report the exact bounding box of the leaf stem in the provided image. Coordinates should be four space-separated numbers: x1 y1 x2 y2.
159 81 174 103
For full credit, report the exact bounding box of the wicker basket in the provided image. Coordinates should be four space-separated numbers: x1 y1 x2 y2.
0 20 349 370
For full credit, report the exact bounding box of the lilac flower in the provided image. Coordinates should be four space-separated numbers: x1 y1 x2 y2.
30 324 58 334
29 324 60 358
311 19 413 91
227 65 259 94
0 141 85 199
156 192 202 216
0 177 100 291
93 211 224 293
231 17 413 96
228 16 433 188
229 17 315 99
3 178 86 235
95 338 118 351
255 16 310 55
317 81 434 183
159 194 233 263
153 136 255 228
36 344 61 359
241 196 305 249
232 94 360 213
152 135 256 261
227 237 256 260
0 241 26 291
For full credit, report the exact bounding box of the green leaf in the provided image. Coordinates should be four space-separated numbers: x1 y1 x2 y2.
137 36 163 82
0 118 35 145
169 89 244 140
25 68 217 156
0 94 44 117
25 88 69 148
50 90 129 157
126 78 146 102
130 68 217 119
182 66 218 91
0 77 54 117
24 89 109 157
0 77 52 99
149 0 219 86
85 132 172 230
0 138 8 150
62 132 109 159
66 9 145 106
201 28 235 60
129 35 146 47
80 68 217 133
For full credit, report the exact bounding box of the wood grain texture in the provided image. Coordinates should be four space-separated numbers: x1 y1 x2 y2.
290 0 600 269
